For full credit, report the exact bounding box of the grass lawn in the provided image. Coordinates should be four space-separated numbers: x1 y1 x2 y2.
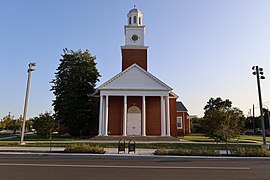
239 135 270 142
182 135 215 142
0 134 86 141
182 134 270 143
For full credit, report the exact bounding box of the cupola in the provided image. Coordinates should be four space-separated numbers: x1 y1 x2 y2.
127 5 143 26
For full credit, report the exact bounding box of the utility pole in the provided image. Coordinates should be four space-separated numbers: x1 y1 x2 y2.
20 63 36 145
253 104 255 135
252 66 266 146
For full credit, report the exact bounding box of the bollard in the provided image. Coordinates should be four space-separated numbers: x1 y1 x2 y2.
128 140 135 154
118 139 125 153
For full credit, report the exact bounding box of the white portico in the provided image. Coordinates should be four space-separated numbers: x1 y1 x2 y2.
97 64 173 137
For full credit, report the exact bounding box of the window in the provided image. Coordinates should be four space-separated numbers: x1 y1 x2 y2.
177 117 182 129
139 17 141 25
133 16 137 24
129 17 131 25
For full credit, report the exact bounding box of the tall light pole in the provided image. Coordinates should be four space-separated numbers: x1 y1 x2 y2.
253 104 255 135
252 66 266 146
20 63 36 145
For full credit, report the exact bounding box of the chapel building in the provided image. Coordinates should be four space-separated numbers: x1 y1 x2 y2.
96 7 190 137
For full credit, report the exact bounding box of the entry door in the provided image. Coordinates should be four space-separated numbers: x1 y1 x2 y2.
127 106 141 136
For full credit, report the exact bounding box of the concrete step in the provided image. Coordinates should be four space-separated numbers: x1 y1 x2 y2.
89 136 179 142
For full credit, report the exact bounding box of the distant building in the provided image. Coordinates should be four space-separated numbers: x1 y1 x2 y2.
176 102 191 136
95 7 190 137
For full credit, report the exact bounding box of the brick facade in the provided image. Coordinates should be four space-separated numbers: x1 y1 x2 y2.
176 111 190 136
146 96 161 135
106 96 178 137
122 48 147 71
169 98 177 137
108 96 123 135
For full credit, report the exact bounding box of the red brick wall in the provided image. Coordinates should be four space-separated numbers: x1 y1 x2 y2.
176 111 190 136
107 96 180 137
146 96 161 135
169 98 177 137
108 96 123 135
122 49 147 71
127 96 142 110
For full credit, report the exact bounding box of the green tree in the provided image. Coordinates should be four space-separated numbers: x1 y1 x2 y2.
0 112 14 131
32 112 57 137
51 49 100 136
203 97 245 142
0 113 23 134
190 117 205 133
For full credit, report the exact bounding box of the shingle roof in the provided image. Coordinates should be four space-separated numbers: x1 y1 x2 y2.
176 101 188 112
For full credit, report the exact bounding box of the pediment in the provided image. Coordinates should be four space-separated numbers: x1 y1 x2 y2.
98 64 172 91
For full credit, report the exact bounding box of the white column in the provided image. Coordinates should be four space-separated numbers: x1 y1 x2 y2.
142 96 146 136
102 97 106 135
160 96 166 136
123 95 127 136
104 95 109 136
98 95 103 136
166 96 171 136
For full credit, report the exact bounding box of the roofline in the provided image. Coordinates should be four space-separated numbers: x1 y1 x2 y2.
169 91 179 98
97 63 173 91
121 45 148 49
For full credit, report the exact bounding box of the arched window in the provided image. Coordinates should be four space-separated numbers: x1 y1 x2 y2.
129 17 131 25
133 16 137 24
139 17 141 25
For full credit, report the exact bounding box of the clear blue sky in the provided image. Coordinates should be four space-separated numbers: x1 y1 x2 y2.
1 0 270 119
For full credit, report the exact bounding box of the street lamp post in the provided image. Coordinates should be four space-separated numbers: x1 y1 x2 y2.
252 66 266 146
20 63 36 145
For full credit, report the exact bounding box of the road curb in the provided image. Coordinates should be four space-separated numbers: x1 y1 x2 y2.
1 152 270 160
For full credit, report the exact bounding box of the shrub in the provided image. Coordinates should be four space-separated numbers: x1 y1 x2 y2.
64 144 105 154
233 147 270 157
155 147 219 156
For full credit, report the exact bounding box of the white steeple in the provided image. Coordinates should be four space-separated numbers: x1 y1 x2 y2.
124 6 146 46
127 5 143 26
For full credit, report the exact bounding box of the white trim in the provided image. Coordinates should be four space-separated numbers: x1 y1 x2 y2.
97 64 172 91
177 116 183 129
121 45 148 49
169 91 179 98
100 90 169 97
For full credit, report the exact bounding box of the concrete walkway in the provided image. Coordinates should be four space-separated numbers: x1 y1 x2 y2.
0 146 156 155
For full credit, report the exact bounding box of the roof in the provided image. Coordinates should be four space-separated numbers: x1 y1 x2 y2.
128 7 142 15
176 101 188 112
97 64 172 91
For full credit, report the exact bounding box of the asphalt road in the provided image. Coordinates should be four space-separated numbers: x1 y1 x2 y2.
0 155 269 180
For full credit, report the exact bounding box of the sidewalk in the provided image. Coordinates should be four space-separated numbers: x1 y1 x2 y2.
0 146 155 155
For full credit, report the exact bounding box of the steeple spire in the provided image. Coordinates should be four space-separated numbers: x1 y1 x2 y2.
122 7 148 71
